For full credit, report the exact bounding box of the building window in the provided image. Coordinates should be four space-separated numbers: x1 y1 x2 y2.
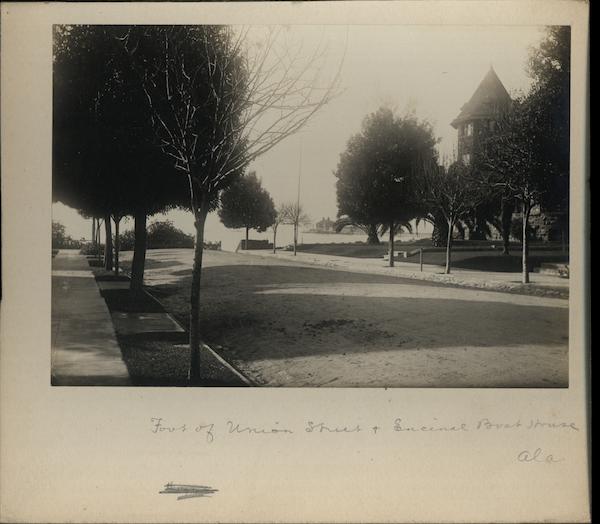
465 123 474 136
462 153 471 166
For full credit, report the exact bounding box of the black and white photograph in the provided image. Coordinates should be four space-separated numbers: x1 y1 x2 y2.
1 2 590 523
51 23 571 388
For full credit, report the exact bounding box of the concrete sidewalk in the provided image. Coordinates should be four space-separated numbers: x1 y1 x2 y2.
244 249 569 297
51 251 130 385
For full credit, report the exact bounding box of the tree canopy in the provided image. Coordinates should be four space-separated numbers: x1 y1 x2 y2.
218 171 276 234
334 107 438 264
527 26 570 212
334 107 438 233
53 25 188 220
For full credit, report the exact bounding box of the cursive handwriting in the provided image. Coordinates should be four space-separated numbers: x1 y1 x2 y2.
526 419 579 431
226 421 293 435
151 417 215 442
394 418 468 432
517 448 564 463
150 416 580 443
305 421 362 433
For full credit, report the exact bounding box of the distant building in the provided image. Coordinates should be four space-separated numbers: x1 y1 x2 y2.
451 67 565 242
451 66 511 167
315 217 336 233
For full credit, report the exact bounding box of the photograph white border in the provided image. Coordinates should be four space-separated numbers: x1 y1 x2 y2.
0 2 590 522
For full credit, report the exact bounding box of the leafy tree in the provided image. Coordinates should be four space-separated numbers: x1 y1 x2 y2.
334 107 438 266
52 221 83 249
218 172 276 248
416 161 485 274
53 25 187 285
281 202 310 256
120 26 339 381
52 221 67 248
527 26 570 245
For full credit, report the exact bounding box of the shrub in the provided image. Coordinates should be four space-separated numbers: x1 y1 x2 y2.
204 241 221 250
147 220 195 249
52 221 83 249
118 230 136 251
115 220 195 250
80 242 105 256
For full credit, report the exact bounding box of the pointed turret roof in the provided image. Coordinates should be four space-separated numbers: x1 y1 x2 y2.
451 67 511 128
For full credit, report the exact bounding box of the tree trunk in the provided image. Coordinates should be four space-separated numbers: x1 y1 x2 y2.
104 216 113 271
188 197 210 383
522 201 531 284
293 223 298 256
245 226 249 250
431 217 448 247
92 217 96 247
94 219 100 259
113 216 121 276
130 210 147 291
445 220 454 274
388 221 395 267
500 197 513 255
273 228 277 254
366 223 380 245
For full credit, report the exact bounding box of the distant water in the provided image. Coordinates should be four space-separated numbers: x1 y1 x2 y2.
201 222 430 253
52 202 432 253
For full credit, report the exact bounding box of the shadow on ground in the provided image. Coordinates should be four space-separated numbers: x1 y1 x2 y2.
150 264 568 364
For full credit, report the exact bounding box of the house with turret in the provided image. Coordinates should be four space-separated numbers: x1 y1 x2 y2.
451 67 566 242
451 67 511 167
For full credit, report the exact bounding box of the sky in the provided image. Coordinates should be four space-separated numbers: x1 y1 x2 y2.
53 24 546 242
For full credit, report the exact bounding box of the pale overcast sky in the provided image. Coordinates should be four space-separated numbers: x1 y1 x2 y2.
53 24 546 241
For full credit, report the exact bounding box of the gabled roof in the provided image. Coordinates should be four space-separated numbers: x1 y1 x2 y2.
451 67 511 128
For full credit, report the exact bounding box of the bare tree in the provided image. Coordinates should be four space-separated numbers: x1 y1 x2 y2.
416 160 485 274
481 99 555 284
281 202 311 256
120 26 341 381
271 204 287 254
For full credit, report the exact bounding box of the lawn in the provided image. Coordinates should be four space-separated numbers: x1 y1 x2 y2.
91 266 247 386
296 241 569 272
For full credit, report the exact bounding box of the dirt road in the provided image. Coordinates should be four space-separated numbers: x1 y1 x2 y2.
121 249 568 388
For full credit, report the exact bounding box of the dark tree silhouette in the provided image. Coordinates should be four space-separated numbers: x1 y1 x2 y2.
334 107 438 266
53 25 187 284
218 172 276 248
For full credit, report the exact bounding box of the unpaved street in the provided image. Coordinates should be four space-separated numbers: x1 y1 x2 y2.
121 249 569 387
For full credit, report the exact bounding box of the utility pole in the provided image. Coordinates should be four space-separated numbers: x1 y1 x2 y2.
293 142 302 256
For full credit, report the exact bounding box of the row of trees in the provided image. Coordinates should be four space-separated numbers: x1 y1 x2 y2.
333 26 570 283
218 170 311 255
53 25 339 380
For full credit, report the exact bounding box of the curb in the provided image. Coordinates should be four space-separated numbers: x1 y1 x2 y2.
117 267 255 386
144 287 255 387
